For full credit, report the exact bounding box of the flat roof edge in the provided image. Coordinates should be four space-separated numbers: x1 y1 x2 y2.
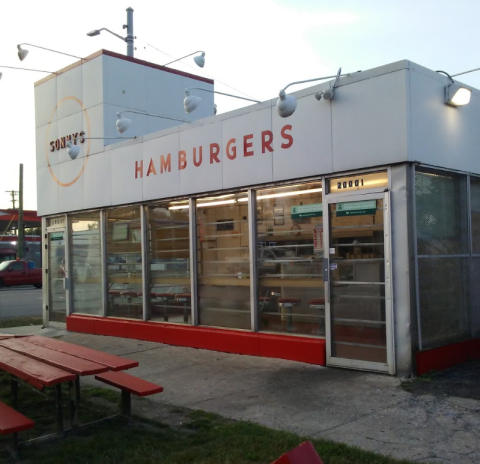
35 49 214 87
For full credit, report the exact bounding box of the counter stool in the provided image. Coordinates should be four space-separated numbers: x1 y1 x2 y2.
120 291 139 318
108 290 122 311
308 298 325 334
154 293 176 321
277 298 301 332
175 293 191 323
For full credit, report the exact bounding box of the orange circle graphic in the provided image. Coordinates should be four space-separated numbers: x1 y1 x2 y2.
45 96 91 187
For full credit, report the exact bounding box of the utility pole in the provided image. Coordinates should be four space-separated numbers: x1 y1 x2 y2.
18 164 24 259
5 190 18 209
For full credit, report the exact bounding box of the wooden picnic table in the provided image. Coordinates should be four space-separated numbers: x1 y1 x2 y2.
0 334 139 434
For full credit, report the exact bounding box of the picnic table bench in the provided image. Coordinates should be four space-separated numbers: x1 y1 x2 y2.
0 400 35 459
95 371 164 417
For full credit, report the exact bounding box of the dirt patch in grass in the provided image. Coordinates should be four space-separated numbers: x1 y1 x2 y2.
401 361 480 400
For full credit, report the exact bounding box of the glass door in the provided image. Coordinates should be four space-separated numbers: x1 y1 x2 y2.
48 230 67 323
325 192 394 373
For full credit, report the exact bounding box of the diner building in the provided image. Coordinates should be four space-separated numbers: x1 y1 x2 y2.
36 50 480 376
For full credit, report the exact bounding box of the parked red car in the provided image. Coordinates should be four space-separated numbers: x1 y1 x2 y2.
0 259 42 289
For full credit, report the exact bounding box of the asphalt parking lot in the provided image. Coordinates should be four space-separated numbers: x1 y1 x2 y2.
0 285 42 319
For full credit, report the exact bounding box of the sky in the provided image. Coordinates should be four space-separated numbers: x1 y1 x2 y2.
1 0 480 211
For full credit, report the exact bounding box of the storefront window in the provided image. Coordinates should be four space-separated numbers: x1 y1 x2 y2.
147 201 191 323
196 192 250 329
256 182 324 336
106 207 142 319
70 213 102 315
415 168 469 348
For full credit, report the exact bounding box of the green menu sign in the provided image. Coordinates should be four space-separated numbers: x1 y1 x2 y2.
291 203 323 219
336 200 377 217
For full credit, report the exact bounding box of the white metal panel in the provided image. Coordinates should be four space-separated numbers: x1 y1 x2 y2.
35 77 57 128
58 158 85 212
83 104 105 156
111 143 144 205
142 132 181 201
178 122 224 195
332 70 409 172
83 152 112 209
57 66 83 120
37 165 60 216
81 55 104 110
272 90 333 181
408 64 480 173
102 55 148 112
222 106 274 189
36 122 57 170
145 66 187 123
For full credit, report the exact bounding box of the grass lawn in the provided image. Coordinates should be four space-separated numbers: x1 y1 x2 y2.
0 316 43 329
0 373 419 464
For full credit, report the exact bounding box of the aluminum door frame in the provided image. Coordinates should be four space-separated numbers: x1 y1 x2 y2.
323 191 395 374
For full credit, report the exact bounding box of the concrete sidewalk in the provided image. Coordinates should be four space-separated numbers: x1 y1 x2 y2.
2 325 479 464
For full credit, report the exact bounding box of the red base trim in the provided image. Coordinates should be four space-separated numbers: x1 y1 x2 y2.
416 339 480 375
67 315 326 366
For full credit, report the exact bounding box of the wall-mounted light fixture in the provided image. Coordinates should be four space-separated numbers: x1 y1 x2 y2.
437 70 472 107
16 43 83 62
146 45 206 69
116 110 189 134
183 88 260 114
163 51 206 68
66 136 136 160
87 7 136 58
0 65 57 80
277 67 347 118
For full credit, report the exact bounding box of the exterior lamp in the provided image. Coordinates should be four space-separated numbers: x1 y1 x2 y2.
87 7 135 57
17 43 83 62
116 110 189 134
66 136 136 160
277 67 345 118
184 88 260 114
163 51 206 68
437 70 472 107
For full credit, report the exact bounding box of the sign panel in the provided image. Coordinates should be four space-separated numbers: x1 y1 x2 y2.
329 172 388 194
336 200 377 216
291 203 323 219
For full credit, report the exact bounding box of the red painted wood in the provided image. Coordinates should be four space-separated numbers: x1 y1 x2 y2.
416 339 480 375
95 371 163 397
0 338 109 376
0 401 35 435
67 315 327 366
271 441 323 464
0 346 75 388
25 336 138 371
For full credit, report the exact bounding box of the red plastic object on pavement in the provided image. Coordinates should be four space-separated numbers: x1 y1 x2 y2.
271 441 323 464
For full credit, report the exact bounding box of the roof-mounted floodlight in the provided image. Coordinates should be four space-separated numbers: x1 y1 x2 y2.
17 43 83 62
314 67 343 101
163 51 206 68
277 68 350 118
437 70 472 107
66 136 136 159
116 110 189 134
184 88 260 114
